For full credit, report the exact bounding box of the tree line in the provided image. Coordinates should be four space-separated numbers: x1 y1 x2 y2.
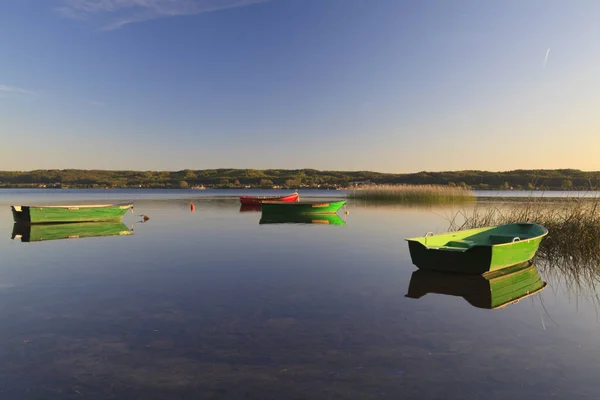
0 168 597 190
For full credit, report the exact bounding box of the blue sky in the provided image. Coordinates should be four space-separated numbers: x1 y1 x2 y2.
1 0 599 172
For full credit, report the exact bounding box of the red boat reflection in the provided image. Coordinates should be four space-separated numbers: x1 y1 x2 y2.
239 192 299 205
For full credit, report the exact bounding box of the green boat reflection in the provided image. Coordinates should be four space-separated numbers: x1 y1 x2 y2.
405 261 546 310
12 222 133 243
259 213 346 225
261 200 346 215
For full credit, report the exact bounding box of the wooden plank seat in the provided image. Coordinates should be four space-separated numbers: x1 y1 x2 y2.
444 240 476 248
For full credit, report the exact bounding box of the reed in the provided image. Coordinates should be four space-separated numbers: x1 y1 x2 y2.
350 184 475 204
448 197 600 286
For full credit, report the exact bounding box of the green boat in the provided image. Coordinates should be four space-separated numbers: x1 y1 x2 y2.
259 213 346 225
12 221 133 242
405 223 548 275
10 203 133 224
260 200 346 215
405 261 547 310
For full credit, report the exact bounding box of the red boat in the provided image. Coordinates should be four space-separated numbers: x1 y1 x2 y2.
239 192 299 205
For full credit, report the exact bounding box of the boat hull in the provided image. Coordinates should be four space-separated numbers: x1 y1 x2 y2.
405 261 546 309
12 221 132 242
405 223 547 275
11 204 133 224
261 200 346 215
240 193 298 205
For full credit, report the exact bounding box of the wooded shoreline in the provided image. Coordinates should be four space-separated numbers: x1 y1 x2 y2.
0 168 597 190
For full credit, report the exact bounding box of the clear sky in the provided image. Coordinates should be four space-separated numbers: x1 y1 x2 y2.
1 0 599 172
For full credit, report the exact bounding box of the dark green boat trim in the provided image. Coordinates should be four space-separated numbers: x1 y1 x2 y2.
405 223 548 275
11 203 133 224
12 221 133 242
259 213 346 225
261 200 346 215
405 261 547 309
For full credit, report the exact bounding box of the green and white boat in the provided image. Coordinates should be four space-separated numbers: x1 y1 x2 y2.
261 200 346 215
405 223 548 275
12 221 133 242
11 203 133 224
259 213 346 225
405 261 547 310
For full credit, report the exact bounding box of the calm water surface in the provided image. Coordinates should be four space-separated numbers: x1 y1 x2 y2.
1 190 599 399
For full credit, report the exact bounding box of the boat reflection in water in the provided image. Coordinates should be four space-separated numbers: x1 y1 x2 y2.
259 213 346 226
405 261 546 310
12 221 133 243
239 204 262 213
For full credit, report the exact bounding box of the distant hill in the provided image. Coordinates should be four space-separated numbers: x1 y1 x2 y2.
0 168 597 190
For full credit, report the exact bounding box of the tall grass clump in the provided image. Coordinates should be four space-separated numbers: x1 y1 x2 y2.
449 197 600 290
350 184 475 204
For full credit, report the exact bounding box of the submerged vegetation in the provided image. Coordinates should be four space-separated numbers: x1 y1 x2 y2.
350 184 475 204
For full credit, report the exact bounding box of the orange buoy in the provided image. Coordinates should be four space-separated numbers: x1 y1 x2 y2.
190 202 195 212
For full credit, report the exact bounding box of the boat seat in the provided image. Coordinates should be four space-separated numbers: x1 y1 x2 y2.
429 246 467 251
444 240 476 249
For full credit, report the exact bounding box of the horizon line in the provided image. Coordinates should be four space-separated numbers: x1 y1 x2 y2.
0 167 594 174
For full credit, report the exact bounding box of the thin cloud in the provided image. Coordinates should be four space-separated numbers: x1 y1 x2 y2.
543 47 551 69
56 0 271 30
0 84 37 97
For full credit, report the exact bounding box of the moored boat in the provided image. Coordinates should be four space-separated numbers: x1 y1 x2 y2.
239 193 299 205
405 261 547 310
259 213 346 225
405 223 548 275
261 200 346 215
11 203 133 224
12 221 133 242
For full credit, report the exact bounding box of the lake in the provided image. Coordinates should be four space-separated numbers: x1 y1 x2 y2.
1 189 599 399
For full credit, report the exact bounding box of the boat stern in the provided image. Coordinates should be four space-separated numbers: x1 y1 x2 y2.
11 206 30 224
405 239 494 274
